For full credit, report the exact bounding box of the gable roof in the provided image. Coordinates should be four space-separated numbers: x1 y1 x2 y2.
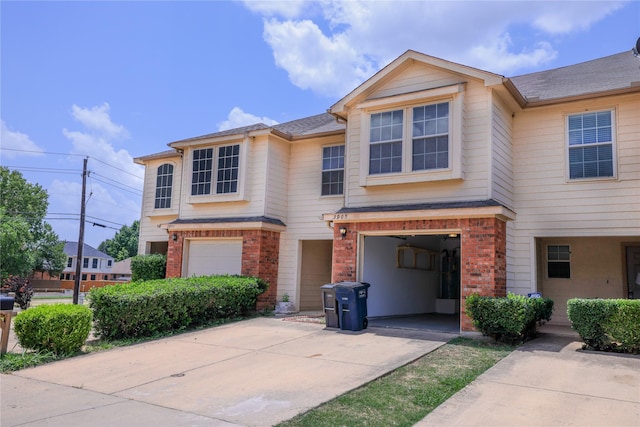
330 50 505 116
64 241 113 260
510 51 640 107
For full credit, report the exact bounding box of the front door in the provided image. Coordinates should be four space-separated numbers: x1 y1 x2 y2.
626 246 640 299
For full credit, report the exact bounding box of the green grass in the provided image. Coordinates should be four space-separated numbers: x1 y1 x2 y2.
277 337 514 427
0 351 60 372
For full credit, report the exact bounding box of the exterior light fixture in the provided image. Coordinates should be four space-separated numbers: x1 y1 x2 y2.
339 227 347 237
172 233 178 242
448 233 458 238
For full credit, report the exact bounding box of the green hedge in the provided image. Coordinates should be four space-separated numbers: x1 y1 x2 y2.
88 275 268 340
130 254 167 281
465 293 554 344
567 298 640 353
13 304 93 355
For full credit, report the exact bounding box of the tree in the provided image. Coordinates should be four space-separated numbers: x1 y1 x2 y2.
98 220 140 261
0 167 66 279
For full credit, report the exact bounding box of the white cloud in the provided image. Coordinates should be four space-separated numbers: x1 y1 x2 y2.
59 103 144 246
217 107 279 131
0 120 45 159
70 103 128 139
245 0 624 96
242 0 309 19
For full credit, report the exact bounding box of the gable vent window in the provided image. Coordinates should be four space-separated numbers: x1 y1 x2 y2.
568 110 615 179
155 163 173 209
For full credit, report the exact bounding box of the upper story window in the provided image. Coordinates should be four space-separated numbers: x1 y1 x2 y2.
547 245 570 278
567 110 615 180
412 102 449 171
369 110 403 174
369 101 450 175
191 145 240 196
155 164 173 209
83 258 89 268
92 258 98 269
322 145 345 196
216 144 240 194
107 260 112 267
67 257 73 268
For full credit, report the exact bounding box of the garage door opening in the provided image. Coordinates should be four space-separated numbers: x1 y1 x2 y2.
361 234 460 333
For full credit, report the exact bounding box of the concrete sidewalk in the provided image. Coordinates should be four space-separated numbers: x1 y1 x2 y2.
1 317 453 427
416 326 640 427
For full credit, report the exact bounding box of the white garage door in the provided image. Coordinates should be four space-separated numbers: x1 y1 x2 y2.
186 239 242 277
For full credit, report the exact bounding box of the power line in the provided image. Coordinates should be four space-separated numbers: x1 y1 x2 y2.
90 172 143 193
3 165 81 175
1 148 143 181
90 176 143 196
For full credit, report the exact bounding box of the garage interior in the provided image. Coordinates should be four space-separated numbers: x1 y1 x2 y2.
361 233 461 333
299 234 461 333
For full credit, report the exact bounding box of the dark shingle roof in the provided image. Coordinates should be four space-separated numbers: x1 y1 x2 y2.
336 199 504 214
64 242 113 259
511 51 640 104
170 216 286 227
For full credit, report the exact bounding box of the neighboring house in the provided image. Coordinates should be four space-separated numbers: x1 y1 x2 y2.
135 49 640 330
110 257 133 281
61 242 114 282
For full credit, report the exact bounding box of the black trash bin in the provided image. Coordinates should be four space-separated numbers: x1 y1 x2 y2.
334 282 370 331
320 283 340 328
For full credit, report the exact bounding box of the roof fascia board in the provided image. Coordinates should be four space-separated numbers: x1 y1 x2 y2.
166 221 286 232
356 83 465 110
330 50 504 115
322 205 516 223
521 86 640 108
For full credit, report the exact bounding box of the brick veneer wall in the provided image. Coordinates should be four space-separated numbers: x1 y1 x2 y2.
331 217 507 331
166 229 280 310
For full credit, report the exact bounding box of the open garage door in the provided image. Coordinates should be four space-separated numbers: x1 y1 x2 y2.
186 239 242 277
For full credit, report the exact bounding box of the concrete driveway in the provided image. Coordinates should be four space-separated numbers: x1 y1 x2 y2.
1 317 453 427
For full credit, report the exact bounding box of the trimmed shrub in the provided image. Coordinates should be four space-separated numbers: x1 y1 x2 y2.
465 293 554 344
130 254 166 281
88 275 268 340
568 298 640 353
13 304 93 355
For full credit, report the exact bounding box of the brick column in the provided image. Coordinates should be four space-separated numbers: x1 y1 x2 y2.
166 232 183 278
459 217 507 331
242 230 280 310
331 223 357 283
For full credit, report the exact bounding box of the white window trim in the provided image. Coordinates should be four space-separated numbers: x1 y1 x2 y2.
358 85 464 187
187 139 248 204
320 143 346 197
565 108 617 182
546 244 571 279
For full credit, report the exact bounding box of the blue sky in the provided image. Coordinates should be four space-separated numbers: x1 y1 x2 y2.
1 0 638 247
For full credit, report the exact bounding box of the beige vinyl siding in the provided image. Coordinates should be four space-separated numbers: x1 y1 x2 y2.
138 214 177 255
490 93 514 209
509 93 640 295
138 156 181 255
345 66 491 207
178 136 268 220
276 135 345 303
140 157 181 217
264 138 290 221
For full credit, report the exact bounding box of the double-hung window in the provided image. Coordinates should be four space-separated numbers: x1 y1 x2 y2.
191 144 240 196
92 258 98 269
67 257 73 268
368 101 450 175
155 164 173 209
568 110 615 179
369 110 403 174
322 145 345 196
412 102 449 171
83 258 89 268
547 245 570 278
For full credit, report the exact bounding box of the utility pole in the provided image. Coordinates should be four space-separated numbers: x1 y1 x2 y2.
73 157 88 304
